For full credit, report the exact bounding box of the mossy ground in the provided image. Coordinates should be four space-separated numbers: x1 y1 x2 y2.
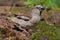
10 7 60 40
1 6 60 40
30 21 60 40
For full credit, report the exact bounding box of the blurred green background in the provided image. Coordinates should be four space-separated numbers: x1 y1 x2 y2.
26 0 60 10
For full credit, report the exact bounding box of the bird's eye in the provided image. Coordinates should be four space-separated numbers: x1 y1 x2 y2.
36 7 39 9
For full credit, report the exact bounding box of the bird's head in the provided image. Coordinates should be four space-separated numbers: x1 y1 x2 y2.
35 5 45 11
34 5 45 15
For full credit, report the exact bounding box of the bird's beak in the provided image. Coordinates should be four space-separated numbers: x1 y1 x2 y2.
38 6 45 15
39 6 45 11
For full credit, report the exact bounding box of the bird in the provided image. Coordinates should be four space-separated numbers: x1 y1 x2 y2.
8 5 45 36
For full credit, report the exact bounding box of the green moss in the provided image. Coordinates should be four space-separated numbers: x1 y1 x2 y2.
30 21 60 40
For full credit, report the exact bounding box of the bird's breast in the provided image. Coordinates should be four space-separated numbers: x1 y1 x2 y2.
30 16 40 24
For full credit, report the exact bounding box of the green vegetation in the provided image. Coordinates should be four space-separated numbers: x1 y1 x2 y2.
30 21 60 40
26 0 60 10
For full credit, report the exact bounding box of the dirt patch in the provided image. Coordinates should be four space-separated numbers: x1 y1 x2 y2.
0 14 29 40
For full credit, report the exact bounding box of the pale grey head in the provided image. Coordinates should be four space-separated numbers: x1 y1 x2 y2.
30 5 45 16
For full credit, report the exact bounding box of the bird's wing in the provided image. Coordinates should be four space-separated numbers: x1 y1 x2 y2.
16 16 30 21
8 17 33 27
15 13 32 21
